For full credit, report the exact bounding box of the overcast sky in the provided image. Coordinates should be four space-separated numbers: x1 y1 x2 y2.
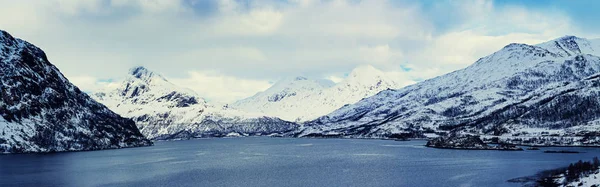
1 0 598 103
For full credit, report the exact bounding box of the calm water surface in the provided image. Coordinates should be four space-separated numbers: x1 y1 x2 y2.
2 137 600 187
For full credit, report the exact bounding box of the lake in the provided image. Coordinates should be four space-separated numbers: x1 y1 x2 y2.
1 137 599 187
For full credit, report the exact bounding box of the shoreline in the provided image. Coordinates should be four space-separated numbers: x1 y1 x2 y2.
508 157 600 186
0 142 153 155
157 136 600 148
424 145 524 151
13 136 598 155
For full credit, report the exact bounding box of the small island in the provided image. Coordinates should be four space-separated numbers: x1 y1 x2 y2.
544 150 581 154
426 134 523 151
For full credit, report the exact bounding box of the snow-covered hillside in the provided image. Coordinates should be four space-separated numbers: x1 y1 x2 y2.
0 30 152 153
562 169 600 187
232 65 404 122
92 67 298 140
297 36 600 145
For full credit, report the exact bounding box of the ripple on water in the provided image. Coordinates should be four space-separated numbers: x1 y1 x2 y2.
450 173 477 181
352 153 392 157
381 144 425 149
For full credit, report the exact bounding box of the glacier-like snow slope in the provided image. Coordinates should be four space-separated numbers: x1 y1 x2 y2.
232 65 404 122
298 36 600 143
0 30 152 153
92 67 298 140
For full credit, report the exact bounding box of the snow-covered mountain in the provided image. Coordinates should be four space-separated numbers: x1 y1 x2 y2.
0 30 152 153
231 65 403 122
92 67 298 140
297 36 600 145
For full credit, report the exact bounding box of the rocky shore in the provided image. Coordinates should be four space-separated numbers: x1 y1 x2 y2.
509 157 600 187
426 134 523 151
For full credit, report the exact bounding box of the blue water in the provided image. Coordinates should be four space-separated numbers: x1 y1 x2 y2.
1 138 599 187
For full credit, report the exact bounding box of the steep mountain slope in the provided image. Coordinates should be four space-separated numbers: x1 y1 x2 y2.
0 30 151 153
232 65 403 122
298 36 600 145
92 67 298 140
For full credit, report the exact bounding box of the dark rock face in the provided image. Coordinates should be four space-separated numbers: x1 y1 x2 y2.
268 91 297 102
157 91 199 107
426 135 488 149
0 30 152 153
426 134 523 151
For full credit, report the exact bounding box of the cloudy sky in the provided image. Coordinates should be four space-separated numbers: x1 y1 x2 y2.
1 0 598 103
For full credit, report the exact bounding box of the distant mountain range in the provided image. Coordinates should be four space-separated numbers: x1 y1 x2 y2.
296 36 600 146
90 36 600 146
90 64 405 140
92 67 297 140
0 30 151 153
4 26 600 153
232 65 404 122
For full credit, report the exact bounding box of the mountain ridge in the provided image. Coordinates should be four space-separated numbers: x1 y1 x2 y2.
92 66 298 140
0 30 152 153
231 64 404 122
295 35 600 145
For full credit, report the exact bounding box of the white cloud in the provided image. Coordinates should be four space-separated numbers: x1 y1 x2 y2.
111 0 186 13
0 0 589 103
212 8 284 36
358 45 404 65
415 31 551 66
54 0 105 15
276 0 430 40
290 0 317 7
67 75 119 93
168 71 273 103
177 47 269 65
385 71 418 87
402 0 576 79
327 75 344 83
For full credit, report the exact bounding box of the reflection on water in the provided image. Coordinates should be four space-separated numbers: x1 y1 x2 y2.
2 138 599 187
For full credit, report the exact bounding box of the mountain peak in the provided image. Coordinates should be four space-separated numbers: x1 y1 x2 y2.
556 35 582 42
127 66 167 82
339 64 400 93
129 66 152 78
96 66 207 110
0 30 20 51
280 76 312 82
552 35 587 48
0 30 9 39
0 30 12 40
345 65 388 83
502 43 528 49
294 76 308 81
534 35 598 57
232 64 400 122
